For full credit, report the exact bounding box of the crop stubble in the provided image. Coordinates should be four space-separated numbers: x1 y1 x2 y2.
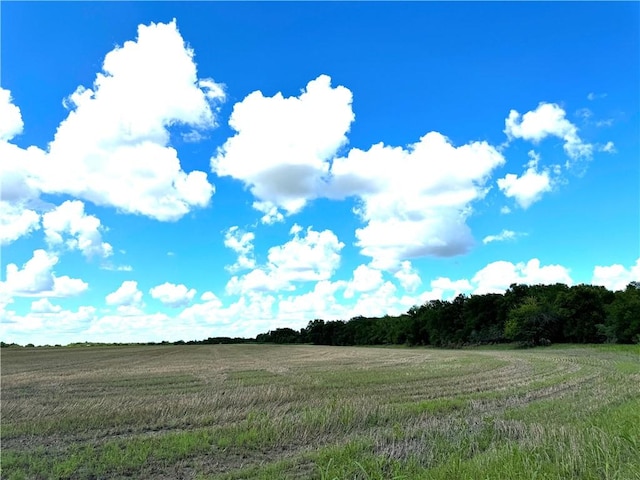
1 344 638 479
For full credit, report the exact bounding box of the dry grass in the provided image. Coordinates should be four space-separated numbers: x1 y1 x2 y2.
1 344 639 479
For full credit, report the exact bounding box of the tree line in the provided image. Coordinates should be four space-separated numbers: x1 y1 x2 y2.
256 282 640 347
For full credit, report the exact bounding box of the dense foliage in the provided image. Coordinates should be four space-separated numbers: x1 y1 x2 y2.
256 282 640 347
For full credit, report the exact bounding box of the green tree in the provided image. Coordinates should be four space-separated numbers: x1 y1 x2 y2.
463 293 506 344
556 284 614 343
504 296 558 346
257 328 301 344
407 305 430 345
604 283 640 343
301 319 326 344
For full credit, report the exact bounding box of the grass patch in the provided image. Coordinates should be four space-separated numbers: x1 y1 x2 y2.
405 397 468 415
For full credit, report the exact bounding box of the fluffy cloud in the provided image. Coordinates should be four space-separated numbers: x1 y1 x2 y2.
472 258 572 295
394 261 422 292
431 277 474 294
330 133 505 269
497 151 552 209
252 201 284 225
42 200 113 258
149 282 196 308
2 21 222 222
180 291 277 335
504 102 592 160
350 281 416 319
30 298 63 314
0 88 23 141
0 201 40 245
278 280 346 323
226 269 290 295
419 277 474 303
344 264 384 299
2 305 97 342
0 140 45 205
5 292 274 344
0 250 88 297
592 259 640 291
199 291 215 301
223 226 256 272
226 225 344 294
416 258 572 300
106 281 144 315
278 279 413 325
85 312 170 342
483 229 520 244
212 75 354 219
266 225 344 282
0 90 44 245
179 291 223 321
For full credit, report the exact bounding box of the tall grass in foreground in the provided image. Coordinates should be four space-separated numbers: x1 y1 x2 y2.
2 344 639 479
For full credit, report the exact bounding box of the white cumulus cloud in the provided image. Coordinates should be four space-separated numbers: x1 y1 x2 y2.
30 298 62 314
350 281 415 319
278 280 347 323
226 225 344 294
0 201 40 245
252 201 285 225
497 151 552 209
150 282 196 308
223 226 256 272
344 264 384 299
2 305 97 343
266 225 344 283
330 132 505 269
472 258 572 295
42 200 113 259
418 277 474 303
200 291 218 302
417 258 572 300
0 88 23 141
0 90 45 245
212 75 354 219
0 249 88 297
1 21 222 222
106 281 144 312
504 102 592 160
178 291 226 325
394 261 422 292
592 259 640 291
0 139 45 205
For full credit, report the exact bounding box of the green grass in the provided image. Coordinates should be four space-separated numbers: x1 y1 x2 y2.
2 344 639 479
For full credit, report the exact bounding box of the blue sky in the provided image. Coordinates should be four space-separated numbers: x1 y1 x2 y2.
1 2 638 345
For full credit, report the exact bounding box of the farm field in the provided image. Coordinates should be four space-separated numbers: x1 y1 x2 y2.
2 344 639 479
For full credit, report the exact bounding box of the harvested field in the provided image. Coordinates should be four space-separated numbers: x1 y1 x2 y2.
1 344 639 479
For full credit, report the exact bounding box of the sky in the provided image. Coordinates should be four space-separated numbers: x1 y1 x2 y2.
1 2 639 345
